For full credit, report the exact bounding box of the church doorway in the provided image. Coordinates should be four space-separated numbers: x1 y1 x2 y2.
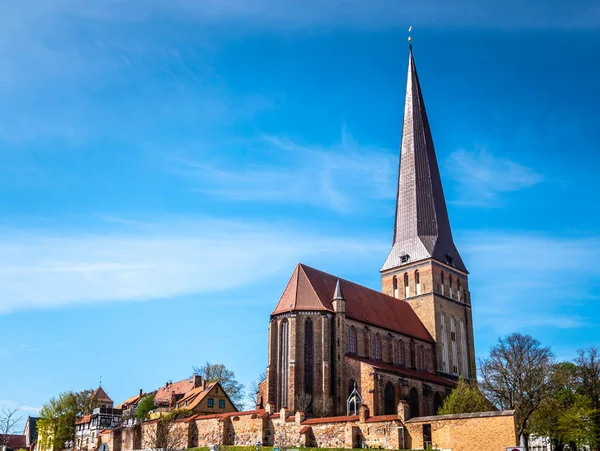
383 382 396 414
408 387 419 418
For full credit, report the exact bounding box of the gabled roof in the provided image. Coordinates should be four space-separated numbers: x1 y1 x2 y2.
272 264 433 342
76 415 91 425
176 382 218 410
382 45 466 273
347 354 456 387
91 386 112 403
154 377 199 405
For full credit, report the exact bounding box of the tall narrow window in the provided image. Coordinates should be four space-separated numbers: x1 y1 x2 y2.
404 273 410 298
457 278 462 302
393 276 398 298
415 270 421 295
398 339 405 366
374 333 382 360
418 345 425 371
440 271 445 296
450 316 458 374
440 315 449 372
348 326 357 354
304 318 314 396
449 276 454 299
279 319 289 408
364 328 370 358
460 320 468 377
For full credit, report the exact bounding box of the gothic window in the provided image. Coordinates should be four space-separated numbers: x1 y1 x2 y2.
410 340 416 369
279 319 289 408
433 392 443 414
347 380 362 416
457 278 462 302
384 382 396 415
364 328 370 358
393 276 398 298
415 270 421 295
440 271 445 295
374 333 382 360
304 318 314 396
460 320 468 377
449 276 454 299
404 273 410 298
418 345 425 371
398 340 405 366
440 315 449 373
408 387 419 418
348 326 357 354
450 316 458 374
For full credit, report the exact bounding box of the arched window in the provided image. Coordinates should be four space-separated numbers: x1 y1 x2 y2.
418 345 425 371
404 273 410 298
279 319 289 408
457 278 462 302
408 387 419 418
433 393 443 414
398 340 405 366
460 320 468 377
440 271 445 295
449 276 454 299
393 276 398 298
347 380 362 416
384 382 396 415
450 316 458 374
304 318 314 396
364 328 370 358
374 333 382 360
415 270 421 295
348 326 357 354
440 315 449 373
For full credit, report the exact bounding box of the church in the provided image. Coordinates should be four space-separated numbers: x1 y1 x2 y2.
259 45 476 419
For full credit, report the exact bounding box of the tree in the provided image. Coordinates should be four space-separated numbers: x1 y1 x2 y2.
575 347 600 449
294 393 312 413
136 394 156 421
192 362 244 409
438 378 492 415
142 410 193 451
247 372 266 408
37 390 93 451
0 405 23 447
557 394 598 450
479 333 554 451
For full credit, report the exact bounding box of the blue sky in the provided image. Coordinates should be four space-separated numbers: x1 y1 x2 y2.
1 0 599 425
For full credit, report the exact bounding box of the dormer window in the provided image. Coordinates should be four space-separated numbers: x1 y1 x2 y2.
400 254 410 264
445 254 454 266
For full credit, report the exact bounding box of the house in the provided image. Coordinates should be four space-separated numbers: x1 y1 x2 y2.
23 417 39 451
153 376 203 409
175 380 237 415
0 435 26 451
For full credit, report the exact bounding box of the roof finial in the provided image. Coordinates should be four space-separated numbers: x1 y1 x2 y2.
99 375 102 387
408 25 413 44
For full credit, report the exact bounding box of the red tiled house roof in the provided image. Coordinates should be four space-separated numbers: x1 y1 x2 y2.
272 264 433 342
154 377 200 406
175 382 218 410
0 435 26 448
90 387 112 403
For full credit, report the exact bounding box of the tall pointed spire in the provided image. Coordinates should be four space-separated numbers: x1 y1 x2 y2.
333 279 344 301
382 46 467 273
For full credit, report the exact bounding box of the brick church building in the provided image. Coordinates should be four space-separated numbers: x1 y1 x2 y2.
260 45 476 419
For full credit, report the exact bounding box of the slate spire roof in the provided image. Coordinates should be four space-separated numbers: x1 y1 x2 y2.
332 279 344 301
381 45 467 273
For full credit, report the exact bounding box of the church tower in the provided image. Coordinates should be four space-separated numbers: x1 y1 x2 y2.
381 45 476 380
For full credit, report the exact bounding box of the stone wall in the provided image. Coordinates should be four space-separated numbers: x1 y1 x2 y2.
96 408 516 451
405 411 518 451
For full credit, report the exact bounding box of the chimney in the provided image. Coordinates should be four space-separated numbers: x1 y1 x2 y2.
139 389 143 399
193 375 202 388
202 379 207 390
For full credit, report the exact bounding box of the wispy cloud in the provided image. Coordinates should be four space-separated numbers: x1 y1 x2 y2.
0 218 385 314
172 128 396 213
461 231 600 333
446 148 542 206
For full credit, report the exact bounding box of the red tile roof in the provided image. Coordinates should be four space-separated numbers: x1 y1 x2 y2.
366 415 402 423
301 415 359 425
76 415 91 425
154 377 199 405
0 435 26 448
90 387 112 403
175 382 218 410
272 264 433 342
347 354 456 387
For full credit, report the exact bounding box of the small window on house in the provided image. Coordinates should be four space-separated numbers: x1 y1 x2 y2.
415 270 421 295
400 254 410 264
374 333 382 360
207 398 214 408
445 254 454 266
393 276 398 298
219 400 225 408
404 273 409 298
